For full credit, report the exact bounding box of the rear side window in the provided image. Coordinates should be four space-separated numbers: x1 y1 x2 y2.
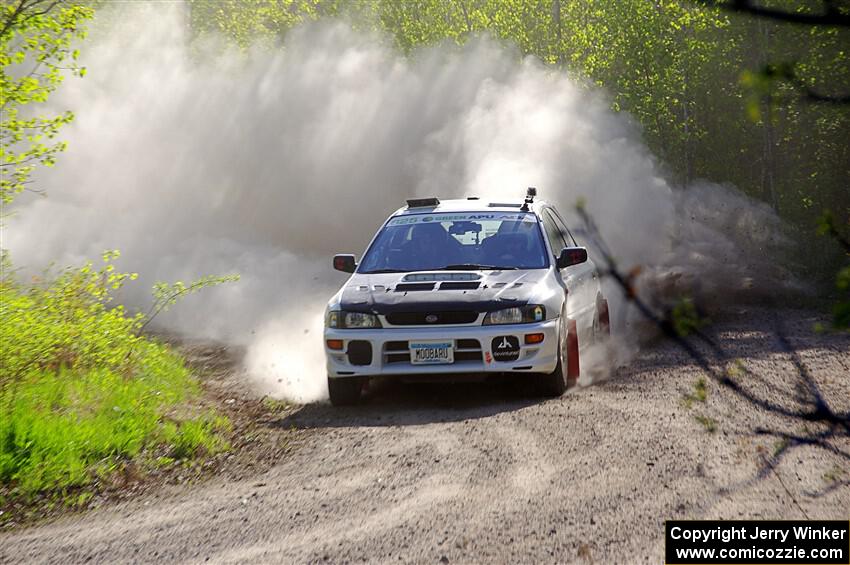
540 211 566 253
549 209 578 247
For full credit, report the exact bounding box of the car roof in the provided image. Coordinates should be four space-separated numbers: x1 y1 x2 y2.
390 197 551 217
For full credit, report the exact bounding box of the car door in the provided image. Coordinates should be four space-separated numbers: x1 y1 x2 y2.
540 209 576 318
551 207 603 306
542 208 597 343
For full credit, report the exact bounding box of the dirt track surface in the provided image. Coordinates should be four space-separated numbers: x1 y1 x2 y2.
2 308 848 564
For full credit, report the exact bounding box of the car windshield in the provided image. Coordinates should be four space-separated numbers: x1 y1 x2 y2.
358 212 549 273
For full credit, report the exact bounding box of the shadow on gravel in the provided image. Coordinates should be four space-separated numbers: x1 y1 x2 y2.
271 377 545 429
619 329 850 374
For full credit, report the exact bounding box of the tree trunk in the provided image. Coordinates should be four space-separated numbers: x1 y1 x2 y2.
552 0 562 65
758 19 778 209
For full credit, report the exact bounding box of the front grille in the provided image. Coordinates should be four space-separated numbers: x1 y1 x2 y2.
456 350 485 362
385 352 411 364
383 339 483 365
385 311 478 325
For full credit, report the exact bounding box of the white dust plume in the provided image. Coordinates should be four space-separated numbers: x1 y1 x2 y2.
4 3 790 401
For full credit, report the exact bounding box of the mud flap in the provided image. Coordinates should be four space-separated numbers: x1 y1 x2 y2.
567 318 580 385
598 298 611 336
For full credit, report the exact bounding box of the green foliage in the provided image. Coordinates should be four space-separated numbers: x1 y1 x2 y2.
149 275 240 317
816 212 850 330
141 273 240 334
724 359 746 379
0 0 93 205
1 250 143 384
164 415 230 460
193 1 848 239
823 465 846 484
671 297 707 337
694 414 718 433
0 362 227 496
0 253 231 497
261 396 292 412
682 376 708 408
772 437 790 458
831 265 850 330
187 0 329 48
0 1 241 504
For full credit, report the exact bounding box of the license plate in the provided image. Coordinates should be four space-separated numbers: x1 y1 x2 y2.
410 341 454 365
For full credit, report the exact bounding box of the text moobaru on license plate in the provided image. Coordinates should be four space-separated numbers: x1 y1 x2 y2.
410 341 454 364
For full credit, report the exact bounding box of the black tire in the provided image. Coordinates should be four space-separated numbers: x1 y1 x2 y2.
538 317 570 397
328 376 364 406
539 359 568 397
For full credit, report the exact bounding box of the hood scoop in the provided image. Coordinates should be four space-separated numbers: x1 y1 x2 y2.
439 281 481 291
394 282 436 292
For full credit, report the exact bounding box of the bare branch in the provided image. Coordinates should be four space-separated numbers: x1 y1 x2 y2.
765 63 850 106
575 204 850 457
694 0 850 27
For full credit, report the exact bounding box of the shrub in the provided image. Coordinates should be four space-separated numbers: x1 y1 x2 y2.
0 252 230 497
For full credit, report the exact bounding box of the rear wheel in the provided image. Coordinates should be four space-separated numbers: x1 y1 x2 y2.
328 376 364 406
539 317 579 396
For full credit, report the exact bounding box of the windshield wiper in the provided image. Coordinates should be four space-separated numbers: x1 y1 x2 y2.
440 264 518 271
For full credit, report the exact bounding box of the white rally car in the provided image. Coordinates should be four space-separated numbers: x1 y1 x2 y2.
324 189 610 405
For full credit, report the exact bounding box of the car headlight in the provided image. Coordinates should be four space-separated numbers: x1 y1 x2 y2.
483 305 546 325
326 310 382 329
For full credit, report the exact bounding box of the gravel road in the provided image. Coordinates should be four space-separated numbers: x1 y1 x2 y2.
2 308 848 564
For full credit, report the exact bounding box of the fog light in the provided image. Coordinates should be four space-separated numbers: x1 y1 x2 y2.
326 339 344 350
346 340 372 366
524 333 545 345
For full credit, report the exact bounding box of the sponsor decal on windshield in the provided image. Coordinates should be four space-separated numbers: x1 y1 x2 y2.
387 212 537 226
403 273 481 281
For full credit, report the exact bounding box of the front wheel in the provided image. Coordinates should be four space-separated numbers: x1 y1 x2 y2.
328 376 364 406
538 317 579 397
539 360 568 397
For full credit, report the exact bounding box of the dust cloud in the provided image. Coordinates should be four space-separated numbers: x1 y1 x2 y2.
3 3 791 402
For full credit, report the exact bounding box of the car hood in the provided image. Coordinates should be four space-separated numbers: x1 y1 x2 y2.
337 270 547 314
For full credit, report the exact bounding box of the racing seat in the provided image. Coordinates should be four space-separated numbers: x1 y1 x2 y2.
398 223 462 268
480 231 531 266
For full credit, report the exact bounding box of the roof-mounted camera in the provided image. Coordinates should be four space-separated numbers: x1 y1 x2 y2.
521 187 537 211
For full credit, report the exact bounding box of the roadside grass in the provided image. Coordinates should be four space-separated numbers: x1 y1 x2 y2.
681 376 708 408
680 377 719 434
0 354 229 498
694 415 718 434
0 252 230 505
823 465 846 484
261 396 292 413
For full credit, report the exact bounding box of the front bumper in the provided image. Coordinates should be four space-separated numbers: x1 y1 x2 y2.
324 319 559 378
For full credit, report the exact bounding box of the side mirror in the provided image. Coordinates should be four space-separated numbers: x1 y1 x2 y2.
333 254 357 273
556 247 588 269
